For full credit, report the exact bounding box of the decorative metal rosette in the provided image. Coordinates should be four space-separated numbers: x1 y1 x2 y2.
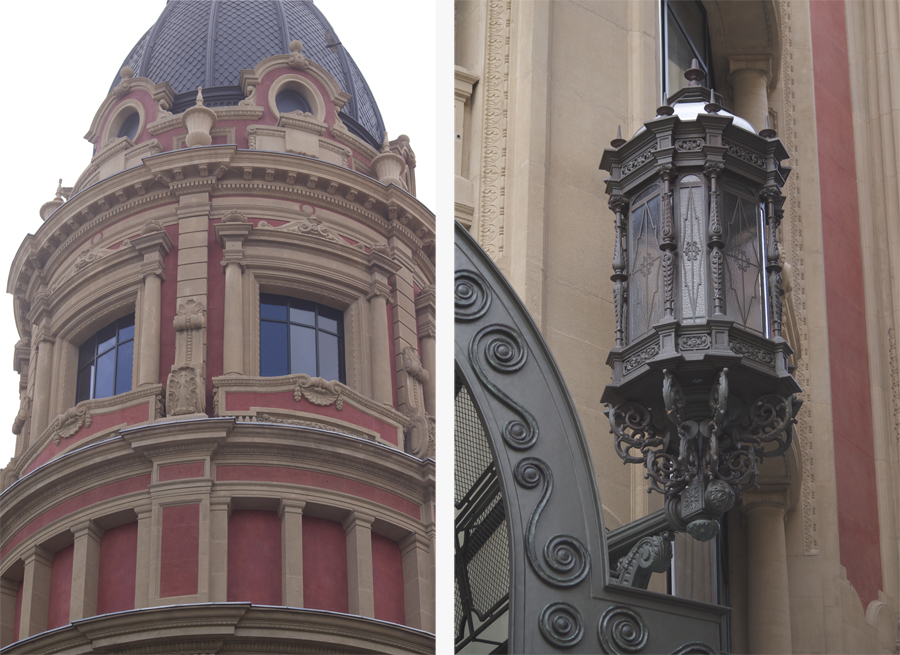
455 270 491 321
539 602 584 648
598 606 648 654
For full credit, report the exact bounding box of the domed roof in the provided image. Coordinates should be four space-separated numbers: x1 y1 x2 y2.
111 0 385 148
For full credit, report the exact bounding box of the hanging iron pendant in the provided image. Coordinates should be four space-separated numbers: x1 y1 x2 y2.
599 63 802 540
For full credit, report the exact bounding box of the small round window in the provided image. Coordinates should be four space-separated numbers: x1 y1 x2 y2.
117 111 140 140
275 89 312 114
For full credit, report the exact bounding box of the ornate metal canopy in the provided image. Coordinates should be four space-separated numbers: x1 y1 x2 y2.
455 221 727 654
598 63 802 540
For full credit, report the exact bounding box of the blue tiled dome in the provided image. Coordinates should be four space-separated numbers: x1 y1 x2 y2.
112 0 385 149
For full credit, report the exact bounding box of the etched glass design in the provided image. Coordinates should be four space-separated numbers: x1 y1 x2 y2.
260 295 344 382
628 185 663 341
722 182 763 332
678 175 706 324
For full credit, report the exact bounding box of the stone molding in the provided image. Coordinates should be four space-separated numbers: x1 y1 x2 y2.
741 485 791 516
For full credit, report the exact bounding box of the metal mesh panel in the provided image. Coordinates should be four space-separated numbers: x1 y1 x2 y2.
455 377 510 652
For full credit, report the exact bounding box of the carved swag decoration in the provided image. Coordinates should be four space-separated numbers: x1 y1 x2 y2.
50 405 92 445
294 374 343 410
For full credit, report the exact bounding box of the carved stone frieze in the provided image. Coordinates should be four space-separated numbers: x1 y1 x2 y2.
723 141 766 168
294 375 344 410
622 143 660 175
678 334 710 351
623 342 660 373
730 338 775 366
675 138 704 151
49 405 92 446
256 215 342 244
166 364 205 416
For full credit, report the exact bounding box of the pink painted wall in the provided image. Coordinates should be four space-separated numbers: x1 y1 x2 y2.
97 522 138 615
216 465 420 519
302 516 348 613
810 0 883 608
372 533 405 625
159 504 199 598
227 510 282 605
158 461 204 482
46 545 73 630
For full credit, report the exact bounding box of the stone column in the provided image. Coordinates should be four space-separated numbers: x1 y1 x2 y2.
454 67 479 227
30 329 54 444
215 212 252 377
19 545 52 639
131 224 173 387
69 520 104 621
208 498 230 602
415 286 436 415
280 499 306 608
400 532 435 631
343 511 375 618
728 55 773 133
743 487 792 654
0 578 19 647
133 503 153 608
367 247 400 406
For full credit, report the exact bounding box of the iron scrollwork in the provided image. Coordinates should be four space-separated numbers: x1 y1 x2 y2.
515 458 590 587
455 269 492 321
539 602 585 648
611 532 673 589
598 606 649 654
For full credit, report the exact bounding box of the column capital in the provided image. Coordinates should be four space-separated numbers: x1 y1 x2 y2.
278 499 306 518
399 531 431 556
131 227 174 258
367 246 401 278
0 577 19 595
70 519 105 542
455 66 480 102
342 510 375 533
367 282 392 303
741 484 790 516
727 54 774 86
23 545 53 569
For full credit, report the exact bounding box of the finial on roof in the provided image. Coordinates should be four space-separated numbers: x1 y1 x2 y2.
704 88 722 114
684 58 705 86
195 87 205 106
120 65 134 80
54 178 64 201
760 114 777 138
289 39 303 54
657 90 675 117
381 131 391 153
610 125 627 148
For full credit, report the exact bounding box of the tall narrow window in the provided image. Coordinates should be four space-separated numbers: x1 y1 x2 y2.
663 0 713 97
260 295 344 382
76 315 135 403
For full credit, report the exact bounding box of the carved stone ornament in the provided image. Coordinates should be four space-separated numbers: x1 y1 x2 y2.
51 405 93 445
257 215 341 244
238 85 258 108
222 210 248 223
402 346 429 383
140 219 164 235
294 374 343 410
166 364 204 416
11 396 30 436
404 413 434 458
173 299 206 332
287 39 310 70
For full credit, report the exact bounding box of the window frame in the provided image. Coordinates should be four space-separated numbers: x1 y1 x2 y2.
259 294 346 383
661 0 714 98
75 314 136 404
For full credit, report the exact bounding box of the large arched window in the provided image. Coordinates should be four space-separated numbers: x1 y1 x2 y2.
260 295 344 382
76 315 135 403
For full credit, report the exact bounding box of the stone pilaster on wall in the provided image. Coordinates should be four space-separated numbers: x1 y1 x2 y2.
131 225 174 388
415 285 436 416
29 328 54 446
208 498 230 602
400 532 434 632
343 510 375 618
69 520 104 622
133 503 152 609
367 248 400 406
279 499 306 608
19 545 52 639
0 578 19 646
215 212 252 377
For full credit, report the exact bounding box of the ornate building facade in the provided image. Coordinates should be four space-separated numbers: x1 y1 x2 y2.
0 2 435 653
456 0 899 652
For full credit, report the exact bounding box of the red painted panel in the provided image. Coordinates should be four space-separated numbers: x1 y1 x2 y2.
96 522 138 615
227 510 282 605
810 0 882 608
216 465 420 519
387 301 399 409
159 225 179 387
372 533 405 625
158 461 205 482
24 403 152 474
1 475 151 560
225 390 398 445
159 504 199 598
47 545 73 630
302 516 348 613
13 580 22 642
207 224 225 412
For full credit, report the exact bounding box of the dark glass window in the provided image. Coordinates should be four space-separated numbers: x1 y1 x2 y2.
117 112 140 140
260 295 344 382
76 315 135 403
663 0 713 96
275 89 312 114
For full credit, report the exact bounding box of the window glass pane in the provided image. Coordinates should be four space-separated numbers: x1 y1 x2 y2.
319 333 341 381
628 194 664 340
670 1 706 60
118 315 135 342
317 310 340 334
290 325 317 377
667 14 696 95
95 350 116 399
77 365 93 403
289 303 316 327
260 321 289 376
260 296 288 321
79 338 95 369
97 323 117 355
115 340 134 395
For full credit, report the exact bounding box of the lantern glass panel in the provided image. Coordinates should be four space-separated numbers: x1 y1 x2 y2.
722 181 764 332
678 175 707 324
628 184 663 341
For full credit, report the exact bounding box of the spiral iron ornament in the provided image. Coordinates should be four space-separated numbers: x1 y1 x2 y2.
455 270 491 321
598 606 649 654
539 602 585 648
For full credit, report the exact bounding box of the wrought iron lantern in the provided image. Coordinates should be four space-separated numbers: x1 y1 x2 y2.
599 62 801 541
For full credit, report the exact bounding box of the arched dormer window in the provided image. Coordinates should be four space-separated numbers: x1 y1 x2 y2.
76 315 135 403
260 295 345 383
663 0 713 96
